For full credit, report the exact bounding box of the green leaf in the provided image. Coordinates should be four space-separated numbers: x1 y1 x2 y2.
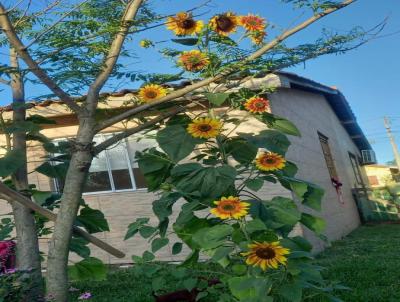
171 38 199 45
143 250 155 262
77 206 109 234
136 149 173 191
139 226 157 238
205 92 229 106
172 242 183 255
0 150 25 178
171 164 237 199
211 246 234 262
268 197 301 226
70 237 90 258
26 114 56 125
300 213 326 234
151 237 169 253
245 219 267 233
183 278 198 291
153 192 181 225
232 264 247 275
68 257 107 281
0 218 14 241
279 281 303 302
244 178 264 191
157 125 200 162
272 118 301 136
31 190 53 206
225 138 258 165
125 217 150 240
228 276 271 301
303 183 324 211
152 276 166 292
5 121 40 134
192 224 233 250
239 130 290 155
36 161 69 180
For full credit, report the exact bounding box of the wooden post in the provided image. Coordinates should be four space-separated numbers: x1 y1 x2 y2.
0 182 125 259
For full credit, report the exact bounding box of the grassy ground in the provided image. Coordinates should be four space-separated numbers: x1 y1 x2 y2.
312 223 400 302
70 224 400 301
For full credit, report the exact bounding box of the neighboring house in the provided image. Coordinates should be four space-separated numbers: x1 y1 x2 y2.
0 72 376 264
365 164 400 187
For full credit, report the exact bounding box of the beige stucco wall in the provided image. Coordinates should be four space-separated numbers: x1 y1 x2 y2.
269 88 366 252
0 86 368 264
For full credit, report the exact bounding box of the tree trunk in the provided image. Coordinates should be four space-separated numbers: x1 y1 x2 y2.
9 48 44 301
45 119 95 302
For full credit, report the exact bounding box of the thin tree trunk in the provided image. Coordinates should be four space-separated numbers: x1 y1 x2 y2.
9 48 43 300
45 120 95 302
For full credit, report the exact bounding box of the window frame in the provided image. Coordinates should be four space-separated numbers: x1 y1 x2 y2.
317 132 338 180
52 134 149 195
348 152 364 187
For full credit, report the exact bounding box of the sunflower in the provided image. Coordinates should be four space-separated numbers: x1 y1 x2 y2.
249 31 266 45
209 12 239 36
138 84 167 103
210 196 250 219
242 241 290 271
239 14 266 32
187 117 222 138
244 96 271 113
166 12 204 36
178 50 210 72
255 152 286 171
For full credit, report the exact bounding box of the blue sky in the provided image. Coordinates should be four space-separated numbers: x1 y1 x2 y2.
0 0 399 163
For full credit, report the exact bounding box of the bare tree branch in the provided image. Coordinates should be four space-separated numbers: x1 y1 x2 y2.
95 0 356 132
0 76 10 85
86 0 144 109
0 2 82 113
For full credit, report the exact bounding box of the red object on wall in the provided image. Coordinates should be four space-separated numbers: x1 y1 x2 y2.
0 241 16 273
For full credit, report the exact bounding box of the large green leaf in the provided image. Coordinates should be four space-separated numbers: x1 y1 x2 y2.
0 150 25 178
77 206 109 234
192 224 233 250
70 237 90 258
156 125 200 162
205 92 230 106
136 149 173 191
68 257 107 281
268 197 301 226
272 118 301 136
171 164 237 199
278 280 303 302
239 130 290 155
300 213 326 234
35 161 69 180
173 216 211 249
153 192 181 225
228 276 272 302
225 138 258 165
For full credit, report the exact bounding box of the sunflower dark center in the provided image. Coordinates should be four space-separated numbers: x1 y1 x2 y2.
263 157 275 164
221 204 235 211
217 15 234 31
145 90 158 98
198 124 212 132
181 19 196 29
255 247 276 260
255 101 266 108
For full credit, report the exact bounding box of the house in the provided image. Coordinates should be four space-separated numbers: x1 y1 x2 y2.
365 164 400 187
0 72 376 264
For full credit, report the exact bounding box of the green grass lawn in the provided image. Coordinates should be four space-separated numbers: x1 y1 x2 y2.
312 223 400 302
70 224 400 302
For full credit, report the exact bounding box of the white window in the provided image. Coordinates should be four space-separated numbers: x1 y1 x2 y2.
54 133 156 194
